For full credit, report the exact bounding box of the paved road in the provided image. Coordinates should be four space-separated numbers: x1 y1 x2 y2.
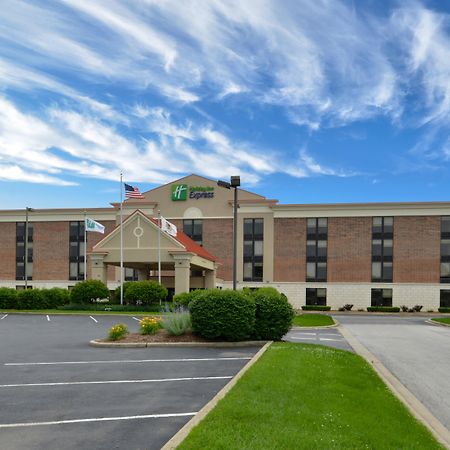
283 327 353 352
336 314 450 432
0 314 261 450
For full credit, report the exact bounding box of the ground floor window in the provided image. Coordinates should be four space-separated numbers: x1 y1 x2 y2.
440 290 450 308
371 288 392 307
306 288 327 306
124 268 138 281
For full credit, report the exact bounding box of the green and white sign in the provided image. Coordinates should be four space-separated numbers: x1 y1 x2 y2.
171 184 188 201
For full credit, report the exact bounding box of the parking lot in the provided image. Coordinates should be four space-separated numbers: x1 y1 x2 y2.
0 314 261 450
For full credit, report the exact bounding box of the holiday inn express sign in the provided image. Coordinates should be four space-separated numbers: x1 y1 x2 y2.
171 184 215 201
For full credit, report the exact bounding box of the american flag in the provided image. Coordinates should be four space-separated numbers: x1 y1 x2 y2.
124 183 145 199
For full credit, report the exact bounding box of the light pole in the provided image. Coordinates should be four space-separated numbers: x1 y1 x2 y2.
24 207 33 289
217 176 240 290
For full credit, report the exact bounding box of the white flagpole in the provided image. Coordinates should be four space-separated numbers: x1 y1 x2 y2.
158 210 161 287
84 210 87 281
120 172 124 306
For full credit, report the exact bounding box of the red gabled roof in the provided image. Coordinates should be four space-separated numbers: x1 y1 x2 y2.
148 217 217 263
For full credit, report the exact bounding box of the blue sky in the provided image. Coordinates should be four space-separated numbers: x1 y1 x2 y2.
1 0 450 208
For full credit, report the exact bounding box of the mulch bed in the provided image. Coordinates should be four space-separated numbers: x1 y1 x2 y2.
102 330 209 343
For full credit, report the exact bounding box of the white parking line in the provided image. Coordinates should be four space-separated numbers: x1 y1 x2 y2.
0 314 7 320
89 316 98 323
132 317 141 322
294 332 316 336
5 357 252 366
46 315 50 322
0 375 233 388
319 338 343 342
0 412 197 429
289 337 316 340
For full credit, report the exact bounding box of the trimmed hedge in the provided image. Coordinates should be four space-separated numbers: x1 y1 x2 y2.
302 305 331 311
111 281 134 304
438 307 450 313
70 280 110 304
367 306 400 312
190 289 255 341
124 281 167 305
58 303 162 312
172 290 205 308
250 288 294 340
42 288 70 308
0 287 18 309
17 289 46 309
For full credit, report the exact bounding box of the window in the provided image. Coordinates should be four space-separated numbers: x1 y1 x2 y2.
441 218 450 283
69 221 85 280
372 217 393 282
440 290 450 308
306 288 327 306
371 288 393 307
16 222 33 281
125 268 138 281
183 219 202 246
306 218 327 281
243 218 263 282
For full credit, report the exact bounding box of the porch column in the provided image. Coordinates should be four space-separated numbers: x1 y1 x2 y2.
90 253 107 283
173 255 191 295
204 268 216 289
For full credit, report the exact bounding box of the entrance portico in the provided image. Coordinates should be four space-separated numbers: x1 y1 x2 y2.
90 210 217 294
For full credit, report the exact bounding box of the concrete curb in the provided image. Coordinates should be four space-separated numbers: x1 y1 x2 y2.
338 325 450 449
425 319 450 328
89 339 269 348
160 341 272 450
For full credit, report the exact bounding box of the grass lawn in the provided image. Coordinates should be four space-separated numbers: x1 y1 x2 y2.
0 309 164 316
179 343 443 450
292 313 335 327
432 317 450 325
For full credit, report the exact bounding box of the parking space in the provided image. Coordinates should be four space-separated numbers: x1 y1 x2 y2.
283 327 353 352
0 314 261 450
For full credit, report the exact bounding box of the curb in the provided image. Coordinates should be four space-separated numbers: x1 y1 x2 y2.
338 325 450 449
425 319 450 328
160 341 272 450
89 339 269 348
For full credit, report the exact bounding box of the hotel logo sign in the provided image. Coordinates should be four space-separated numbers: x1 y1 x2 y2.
171 184 214 201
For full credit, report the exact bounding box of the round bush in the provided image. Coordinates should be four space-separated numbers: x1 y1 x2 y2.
70 280 110 304
42 288 70 308
251 288 294 340
172 290 205 309
124 281 167 305
0 287 18 309
17 289 46 309
190 289 255 341
112 281 133 304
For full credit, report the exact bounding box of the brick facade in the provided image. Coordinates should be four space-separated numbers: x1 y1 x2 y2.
0 223 17 280
393 216 440 283
328 217 372 282
273 218 306 282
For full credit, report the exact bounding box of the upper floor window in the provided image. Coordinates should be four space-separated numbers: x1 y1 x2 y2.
243 218 263 282
183 219 202 246
306 218 327 282
372 217 393 282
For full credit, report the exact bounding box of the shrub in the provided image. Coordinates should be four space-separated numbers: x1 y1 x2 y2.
17 289 46 309
111 281 134 304
172 290 205 308
140 316 162 335
338 304 354 312
249 288 294 340
57 303 161 312
42 288 70 308
438 307 450 313
108 323 128 341
0 287 18 309
190 289 255 341
124 281 167 305
367 306 400 312
162 307 192 335
400 305 409 312
413 305 423 312
70 280 110 304
301 305 331 311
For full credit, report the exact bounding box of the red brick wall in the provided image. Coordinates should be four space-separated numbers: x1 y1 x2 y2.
0 223 17 279
273 218 306 282
328 217 372 282
33 222 70 280
393 216 440 283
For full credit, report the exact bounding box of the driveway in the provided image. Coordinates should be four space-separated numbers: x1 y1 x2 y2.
336 314 450 432
0 314 261 450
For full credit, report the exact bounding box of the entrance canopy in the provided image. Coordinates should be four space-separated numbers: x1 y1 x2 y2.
90 210 218 294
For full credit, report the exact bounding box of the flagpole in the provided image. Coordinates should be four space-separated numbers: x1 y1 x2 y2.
84 210 87 281
158 210 161 288
120 172 124 306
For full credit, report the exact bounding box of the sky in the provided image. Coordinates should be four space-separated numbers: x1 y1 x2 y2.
1 0 450 209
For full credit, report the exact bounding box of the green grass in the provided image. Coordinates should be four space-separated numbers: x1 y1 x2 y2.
432 317 450 325
179 343 443 450
292 313 335 327
0 309 166 316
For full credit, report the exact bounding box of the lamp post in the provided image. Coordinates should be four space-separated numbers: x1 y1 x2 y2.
217 176 240 290
24 207 33 289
